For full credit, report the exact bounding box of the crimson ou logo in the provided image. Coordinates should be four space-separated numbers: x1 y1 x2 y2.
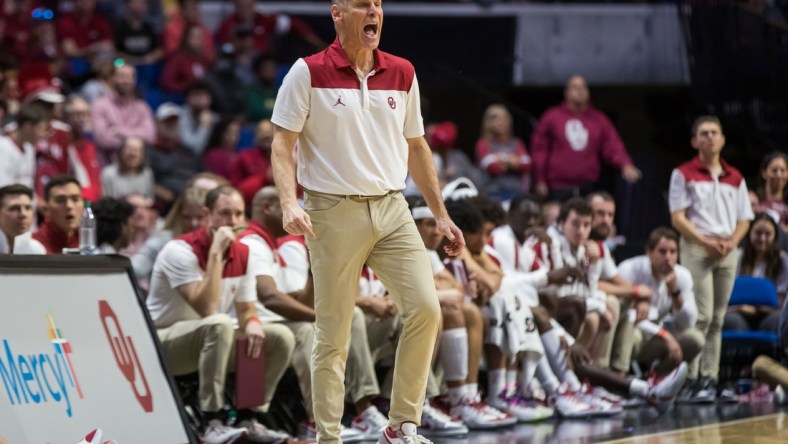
387 97 396 109
99 300 153 412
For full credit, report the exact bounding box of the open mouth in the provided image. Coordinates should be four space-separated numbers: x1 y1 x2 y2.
363 24 378 38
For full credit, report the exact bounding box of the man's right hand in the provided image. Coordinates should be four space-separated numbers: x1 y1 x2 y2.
210 226 236 255
547 267 583 285
283 203 316 239
661 331 683 366
535 181 549 198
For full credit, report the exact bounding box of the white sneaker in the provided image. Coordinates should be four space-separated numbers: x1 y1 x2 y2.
549 385 597 419
351 405 389 440
577 384 623 417
489 392 554 422
592 386 625 404
378 422 432 444
646 362 688 413
297 420 367 443
419 400 469 437
201 419 247 444
77 429 117 444
237 419 290 444
450 392 517 429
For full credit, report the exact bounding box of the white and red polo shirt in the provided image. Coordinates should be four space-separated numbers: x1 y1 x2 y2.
489 224 550 290
147 228 256 328
238 221 289 323
272 38 425 196
277 234 309 293
669 156 753 238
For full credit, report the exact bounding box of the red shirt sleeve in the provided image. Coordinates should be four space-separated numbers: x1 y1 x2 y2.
475 138 506 177
513 138 532 173
598 114 633 169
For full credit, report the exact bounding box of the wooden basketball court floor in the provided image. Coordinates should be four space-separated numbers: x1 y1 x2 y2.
428 403 788 443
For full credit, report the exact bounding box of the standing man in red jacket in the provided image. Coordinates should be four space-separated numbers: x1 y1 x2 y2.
531 75 641 201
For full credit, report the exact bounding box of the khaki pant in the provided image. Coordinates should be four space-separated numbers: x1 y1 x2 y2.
680 239 738 380
631 328 706 368
598 294 622 369
305 190 441 443
157 314 295 412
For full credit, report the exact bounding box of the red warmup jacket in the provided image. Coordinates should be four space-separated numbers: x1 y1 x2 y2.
530 102 633 190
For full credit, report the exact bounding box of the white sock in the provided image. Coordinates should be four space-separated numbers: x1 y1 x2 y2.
519 355 539 395
439 328 469 383
629 379 649 398
465 382 478 397
535 355 561 395
506 370 518 396
541 328 581 391
487 369 506 399
447 386 465 407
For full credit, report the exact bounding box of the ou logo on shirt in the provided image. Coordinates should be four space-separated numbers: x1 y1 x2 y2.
564 119 589 151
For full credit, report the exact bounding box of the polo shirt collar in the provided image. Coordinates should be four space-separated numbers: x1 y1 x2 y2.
689 156 734 177
326 37 387 73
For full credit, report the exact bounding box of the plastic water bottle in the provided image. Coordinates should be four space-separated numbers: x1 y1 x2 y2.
79 201 97 255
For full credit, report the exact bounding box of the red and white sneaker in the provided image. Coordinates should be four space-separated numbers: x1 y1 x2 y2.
549 384 597 419
351 405 389 440
238 418 290 443
647 362 688 413
449 392 517 429
378 422 432 444
489 391 555 422
577 384 623 417
77 429 117 444
420 400 469 437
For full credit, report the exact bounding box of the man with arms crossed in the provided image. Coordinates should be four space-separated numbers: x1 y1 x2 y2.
271 1 464 442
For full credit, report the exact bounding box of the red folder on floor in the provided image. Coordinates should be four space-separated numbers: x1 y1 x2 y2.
235 338 266 409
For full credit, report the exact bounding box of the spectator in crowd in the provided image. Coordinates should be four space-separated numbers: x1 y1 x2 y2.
429 120 486 190
203 115 242 181
244 54 279 123
214 0 326 57
146 185 294 443
531 75 641 201
0 103 47 188
63 94 102 202
162 0 214 63
231 118 273 189
114 0 164 65
0 183 45 254
161 23 212 94
148 102 201 212
2 0 35 65
669 115 753 402
16 62 71 198
33 174 83 254
178 80 217 156
0 65 20 121
475 104 531 200
119 192 157 257
92 196 134 254
56 0 113 59
79 49 116 103
616 227 705 381
92 63 156 164
724 213 788 332
21 11 63 73
100 136 155 199
755 151 788 232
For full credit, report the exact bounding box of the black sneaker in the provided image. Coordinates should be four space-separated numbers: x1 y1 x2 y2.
690 378 717 404
717 383 738 403
676 379 697 404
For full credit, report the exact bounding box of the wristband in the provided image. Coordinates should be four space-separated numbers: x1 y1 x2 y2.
656 328 668 338
246 317 261 326
633 286 640 298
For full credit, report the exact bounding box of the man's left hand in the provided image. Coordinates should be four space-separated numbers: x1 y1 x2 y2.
622 165 642 183
437 218 466 257
245 320 265 359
